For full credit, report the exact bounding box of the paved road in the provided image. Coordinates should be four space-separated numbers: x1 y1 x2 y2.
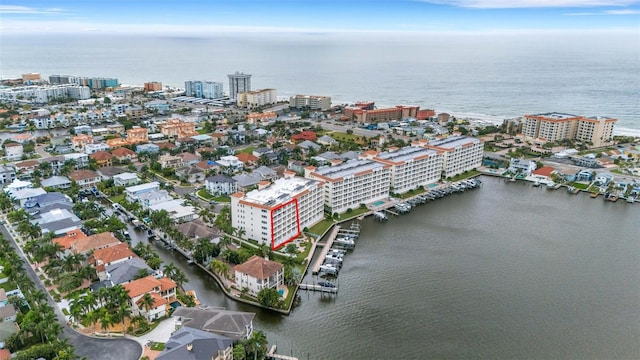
0 222 142 360
35 144 52 159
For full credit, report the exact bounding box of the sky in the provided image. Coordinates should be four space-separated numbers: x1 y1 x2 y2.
0 0 639 34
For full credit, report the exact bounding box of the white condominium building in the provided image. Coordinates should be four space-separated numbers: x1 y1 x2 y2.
289 95 332 111
236 89 277 108
373 147 443 194
231 175 324 250
305 160 391 214
425 136 483 178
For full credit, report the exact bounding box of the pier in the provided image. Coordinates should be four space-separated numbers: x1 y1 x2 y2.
312 225 341 274
299 283 338 293
267 345 299 360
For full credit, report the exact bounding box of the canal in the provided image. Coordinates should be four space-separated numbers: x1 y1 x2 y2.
126 176 639 359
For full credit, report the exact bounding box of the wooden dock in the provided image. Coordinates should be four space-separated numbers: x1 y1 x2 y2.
299 283 338 293
312 225 341 274
267 345 299 360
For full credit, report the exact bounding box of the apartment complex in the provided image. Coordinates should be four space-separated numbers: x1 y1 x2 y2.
305 160 391 214
236 89 277 108
246 112 277 124
49 75 118 89
228 71 252 99
0 85 90 103
231 175 324 250
144 81 163 92
185 81 224 99
424 136 483 178
522 112 616 148
289 95 332 111
158 119 197 139
343 104 420 123
372 147 443 194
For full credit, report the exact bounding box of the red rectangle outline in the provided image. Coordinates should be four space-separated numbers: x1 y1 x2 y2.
270 198 300 250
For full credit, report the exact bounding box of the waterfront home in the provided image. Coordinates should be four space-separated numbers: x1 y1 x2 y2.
172 306 255 340
508 158 537 176
11 187 47 207
32 208 82 236
23 192 71 210
205 175 237 195
92 242 137 270
594 172 614 186
176 219 220 241
125 182 160 203
530 166 556 183
138 189 172 210
4 142 24 161
70 231 121 255
149 199 198 223
71 134 94 151
102 257 152 286
123 275 177 321
234 255 284 297
89 151 114 167
84 143 110 155
64 153 90 169
159 154 185 169
41 176 72 190
157 326 234 360
68 169 101 189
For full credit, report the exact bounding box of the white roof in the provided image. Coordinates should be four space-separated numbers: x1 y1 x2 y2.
12 187 47 200
125 181 160 193
4 179 33 194
243 177 319 207
149 199 197 220
113 172 139 181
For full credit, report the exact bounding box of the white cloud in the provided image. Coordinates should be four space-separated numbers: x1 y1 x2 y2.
564 8 640 15
0 4 64 14
420 0 639 8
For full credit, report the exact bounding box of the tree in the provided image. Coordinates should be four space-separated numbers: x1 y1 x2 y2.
209 260 230 279
244 330 268 360
139 293 155 320
114 303 132 336
233 344 246 360
285 243 298 255
257 288 282 308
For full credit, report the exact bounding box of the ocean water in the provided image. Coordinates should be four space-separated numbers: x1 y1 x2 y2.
1 32 638 135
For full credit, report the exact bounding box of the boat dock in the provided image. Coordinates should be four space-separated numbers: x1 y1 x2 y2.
299 283 338 293
267 345 299 360
312 225 341 274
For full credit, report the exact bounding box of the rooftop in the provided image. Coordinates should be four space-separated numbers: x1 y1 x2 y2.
242 176 319 207
234 255 283 280
312 159 386 181
172 306 255 340
428 135 480 149
375 146 438 164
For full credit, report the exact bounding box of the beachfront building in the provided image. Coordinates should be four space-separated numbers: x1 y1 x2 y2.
185 80 224 99
305 159 391 214
508 158 537 176
372 147 443 194
234 255 284 297
289 95 332 111
522 112 616 148
144 81 163 92
424 136 483 178
228 71 251 99
125 182 160 203
236 89 277 109
231 174 324 249
343 103 419 123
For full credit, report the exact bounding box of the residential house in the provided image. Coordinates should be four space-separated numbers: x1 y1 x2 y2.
84 143 110 155
251 166 278 181
96 166 128 180
508 158 537 176
176 219 219 241
0 305 17 322
68 169 101 189
180 152 202 166
194 160 220 173
127 126 149 144
125 182 160 203
69 231 121 255
234 255 284 297
232 173 262 192
0 165 17 185
205 175 237 195
113 172 140 187
530 166 557 183
106 123 125 134
176 166 205 184
11 187 47 207
23 192 71 210
149 199 198 223
40 176 72 189
92 243 138 276
90 151 114 167
190 134 213 146
64 153 90 169
157 327 233 360
172 306 255 340
71 134 93 151
14 160 39 178
138 189 172 209
123 276 177 321
32 208 82 235
103 257 152 286
216 155 243 173
40 156 65 175
317 135 337 147
159 154 184 169
111 147 138 162
291 130 317 142
297 140 322 153
4 142 24 160
136 143 160 154
235 153 258 168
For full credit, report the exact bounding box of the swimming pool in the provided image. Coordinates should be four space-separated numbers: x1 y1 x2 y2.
278 289 285 296
372 200 385 207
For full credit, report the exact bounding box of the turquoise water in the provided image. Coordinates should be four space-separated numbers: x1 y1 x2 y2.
278 289 284 296
372 200 385 206
428 184 438 188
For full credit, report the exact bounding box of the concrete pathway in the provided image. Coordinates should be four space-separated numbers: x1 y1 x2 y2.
132 317 177 346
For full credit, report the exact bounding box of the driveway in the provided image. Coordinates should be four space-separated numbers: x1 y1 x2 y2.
0 222 142 360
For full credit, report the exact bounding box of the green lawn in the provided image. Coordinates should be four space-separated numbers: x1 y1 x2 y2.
329 131 365 143
236 146 256 154
110 194 125 203
213 195 231 203
307 220 334 237
572 182 589 190
281 285 297 310
336 207 370 220
150 342 165 351
197 189 214 200
450 170 480 182
0 281 18 292
397 188 427 199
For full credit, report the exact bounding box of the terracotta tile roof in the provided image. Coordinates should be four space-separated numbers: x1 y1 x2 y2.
234 255 283 280
90 151 113 161
236 153 258 163
136 292 167 309
68 169 99 181
4 142 21 148
532 166 556 177
124 276 176 298
54 229 88 250
110 147 136 157
180 152 201 161
15 160 39 168
92 243 136 265
72 232 120 254
157 142 176 149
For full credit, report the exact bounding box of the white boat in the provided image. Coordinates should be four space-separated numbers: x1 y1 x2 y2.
533 181 540 187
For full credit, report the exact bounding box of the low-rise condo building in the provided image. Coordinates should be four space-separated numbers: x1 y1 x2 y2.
372 147 443 194
305 159 391 214
236 89 277 108
289 95 332 111
522 112 616 148
231 175 324 250
424 136 483 178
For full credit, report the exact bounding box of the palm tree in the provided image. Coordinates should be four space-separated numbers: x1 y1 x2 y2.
163 262 177 279
210 260 230 280
139 293 155 321
99 308 113 336
114 304 132 336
